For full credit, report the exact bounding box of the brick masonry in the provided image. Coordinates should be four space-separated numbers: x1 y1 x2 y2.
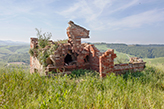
30 21 146 77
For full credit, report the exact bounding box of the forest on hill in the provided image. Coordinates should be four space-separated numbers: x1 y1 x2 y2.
94 43 164 58
2 53 30 64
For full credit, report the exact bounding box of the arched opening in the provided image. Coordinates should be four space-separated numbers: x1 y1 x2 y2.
84 55 89 63
64 54 73 65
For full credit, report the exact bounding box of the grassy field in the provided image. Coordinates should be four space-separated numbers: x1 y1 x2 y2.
0 64 164 109
144 57 164 65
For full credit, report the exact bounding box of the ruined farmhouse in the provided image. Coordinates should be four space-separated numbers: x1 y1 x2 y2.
30 21 146 77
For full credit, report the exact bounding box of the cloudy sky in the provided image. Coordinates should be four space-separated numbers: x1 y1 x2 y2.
0 0 164 44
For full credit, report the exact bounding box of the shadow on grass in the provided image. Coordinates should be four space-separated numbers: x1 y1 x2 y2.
122 71 145 80
122 65 159 80
69 69 99 78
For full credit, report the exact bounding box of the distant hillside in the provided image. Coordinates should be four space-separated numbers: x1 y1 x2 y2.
94 43 164 58
0 45 30 66
0 40 29 45
94 44 135 64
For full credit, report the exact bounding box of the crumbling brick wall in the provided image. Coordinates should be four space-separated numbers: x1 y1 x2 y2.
99 49 117 77
114 62 146 75
30 21 146 77
30 38 44 74
89 44 102 71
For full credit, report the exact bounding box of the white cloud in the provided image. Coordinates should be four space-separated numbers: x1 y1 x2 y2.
57 0 95 21
57 0 164 30
58 0 139 20
108 0 139 14
1 0 164 31
57 0 112 30
108 9 164 29
93 0 112 10
0 0 58 29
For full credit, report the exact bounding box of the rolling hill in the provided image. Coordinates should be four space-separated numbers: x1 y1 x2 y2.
94 43 164 58
0 45 30 67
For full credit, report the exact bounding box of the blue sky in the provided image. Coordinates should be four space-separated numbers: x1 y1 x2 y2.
0 0 164 44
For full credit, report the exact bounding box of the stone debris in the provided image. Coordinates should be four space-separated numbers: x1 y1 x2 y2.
129 57 143 63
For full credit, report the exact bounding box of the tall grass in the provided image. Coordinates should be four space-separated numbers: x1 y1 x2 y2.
0 65 164 109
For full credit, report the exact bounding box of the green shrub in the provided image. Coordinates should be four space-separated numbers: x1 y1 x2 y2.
36 28 52 48
47 43 59 55
28 48 34 56
37 50 49 67
34 29 69 66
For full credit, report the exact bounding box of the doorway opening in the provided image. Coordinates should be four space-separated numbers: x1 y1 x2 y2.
64 54 73 65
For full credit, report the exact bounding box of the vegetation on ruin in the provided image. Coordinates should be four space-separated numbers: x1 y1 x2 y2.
29 29 69 66
55 39 68 44
0 30 69 67
28 48 34 57
36 28 52 48
37 50 49 67
0 64 164 108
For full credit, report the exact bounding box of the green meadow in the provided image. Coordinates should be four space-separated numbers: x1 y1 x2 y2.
0 64 164 109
